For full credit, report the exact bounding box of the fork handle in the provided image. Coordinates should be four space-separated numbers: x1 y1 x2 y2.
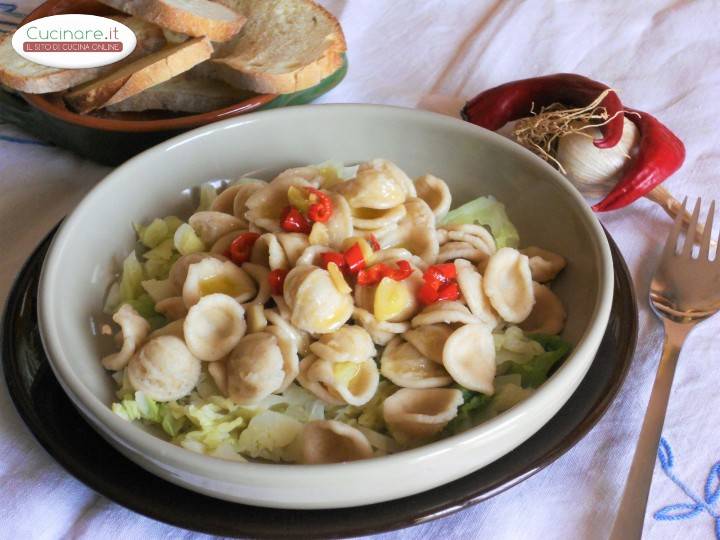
609 321 691 540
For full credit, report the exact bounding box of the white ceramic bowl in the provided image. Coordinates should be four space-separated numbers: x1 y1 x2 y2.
39 104 613 509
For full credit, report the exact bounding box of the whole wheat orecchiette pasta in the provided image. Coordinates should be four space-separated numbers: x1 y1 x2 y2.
101 159 573 463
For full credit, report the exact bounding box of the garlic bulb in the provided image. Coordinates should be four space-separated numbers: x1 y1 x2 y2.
556 117 638 198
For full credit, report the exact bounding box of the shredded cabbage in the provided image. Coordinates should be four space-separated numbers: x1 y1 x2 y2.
174 223 205 255
196 183 217 212
441 195 520 248
119 251 144 302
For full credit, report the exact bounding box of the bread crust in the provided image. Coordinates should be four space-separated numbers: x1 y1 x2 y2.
211 50 342 94
99 0 246 42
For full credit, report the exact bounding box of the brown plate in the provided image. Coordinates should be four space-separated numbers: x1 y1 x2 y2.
1 226 637 538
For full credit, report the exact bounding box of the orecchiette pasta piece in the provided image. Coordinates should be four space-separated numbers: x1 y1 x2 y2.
454 258 499 327
376 198 439 264
210 229 247 254
232 181 266 225
483 247 535 323
169 252 228 292
443 323 496 394
437 224 496 266
381 337 452 388
353 307 410 346
309 325 376 363
300 420 373 464
182 258 256 308
154 296 187 321
211 183 244 214
414 174 452 220
295 245 334 266
127 336 201 401
324 191 354 250
240 262 272 306
283 266 354 334
244 171 317 232
149 318 185 339
245 303 268 333
277 233 310 266
272 295 292 319
183 293 247 361
411 301 479 327
402 324 453 364
189 211 246 246
264 325 300 391
521 247 567 283
251 233 289 270
297 354 379 406
383 388 463 441
335 159 415 209
207 359 227 395
102 304 150 370
264 308 311 356
351 204 406 231
519 282 567 335
226 332 285 404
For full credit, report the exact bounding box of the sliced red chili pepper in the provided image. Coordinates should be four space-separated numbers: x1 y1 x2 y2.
423 263 457 290
320 251 346 270
386 260 413 281
268 269 288 295
356 264 388 286
418 282 439 305
307 188 333 223
367 233 381 252
592 108 685 212
344 242 366 274
462 73 624 149
280 206 312 234
436 282 460 302
228 232 260 265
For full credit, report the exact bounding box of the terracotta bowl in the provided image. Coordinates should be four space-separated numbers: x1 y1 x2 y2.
0 0 346 164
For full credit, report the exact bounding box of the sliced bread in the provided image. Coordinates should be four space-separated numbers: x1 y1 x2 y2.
0 17 166 94
98 0 246 42
105 74 248 112
64 36 213 113
209 0 346 94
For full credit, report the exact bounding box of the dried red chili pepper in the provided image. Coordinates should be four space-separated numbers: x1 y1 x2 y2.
228 232 260 265
462 73 624 149
307 188 333 223
280 206 312 234
268 269 288 295
592 108 686 212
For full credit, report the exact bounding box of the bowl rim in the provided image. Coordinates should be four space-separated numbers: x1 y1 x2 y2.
18 0 278 133
38 104 614 494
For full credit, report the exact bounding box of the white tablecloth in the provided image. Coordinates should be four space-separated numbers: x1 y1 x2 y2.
2 1 720 538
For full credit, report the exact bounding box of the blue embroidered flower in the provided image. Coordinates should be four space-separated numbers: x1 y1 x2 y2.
654 437 720 538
